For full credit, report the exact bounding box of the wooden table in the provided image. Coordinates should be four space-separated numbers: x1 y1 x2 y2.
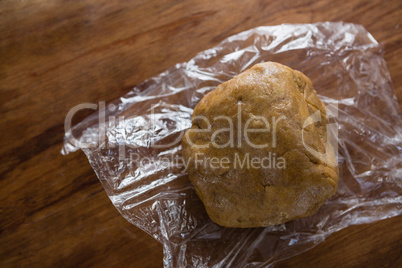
1 0 401 267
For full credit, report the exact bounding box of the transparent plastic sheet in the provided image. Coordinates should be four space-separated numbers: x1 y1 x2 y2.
62 22 402 267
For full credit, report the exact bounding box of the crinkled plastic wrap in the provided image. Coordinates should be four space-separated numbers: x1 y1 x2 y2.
62 22 402 267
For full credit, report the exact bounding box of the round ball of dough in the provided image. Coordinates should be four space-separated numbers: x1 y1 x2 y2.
182 62 338 228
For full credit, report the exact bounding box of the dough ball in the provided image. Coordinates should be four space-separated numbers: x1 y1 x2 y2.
182 62 338 228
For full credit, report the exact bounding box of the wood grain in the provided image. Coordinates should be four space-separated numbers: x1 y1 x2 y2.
1 0 401 267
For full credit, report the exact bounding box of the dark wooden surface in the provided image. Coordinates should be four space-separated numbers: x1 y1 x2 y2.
1 0 401 267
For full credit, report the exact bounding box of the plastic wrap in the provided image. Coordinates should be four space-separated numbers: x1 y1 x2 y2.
62 22 402 267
